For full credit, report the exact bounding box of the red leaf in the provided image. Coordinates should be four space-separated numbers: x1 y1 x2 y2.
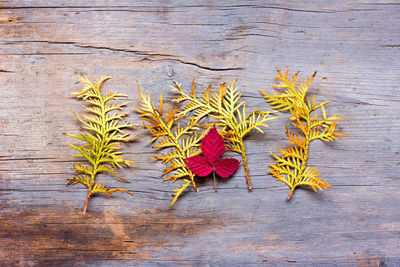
201 126 225 165
215 158 240 178
184 156 213 177
184 125 240 191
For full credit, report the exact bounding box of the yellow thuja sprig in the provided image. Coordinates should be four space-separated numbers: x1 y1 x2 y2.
67 75 135 214
136 86 207 206
172 79 278 190
260 69 347 199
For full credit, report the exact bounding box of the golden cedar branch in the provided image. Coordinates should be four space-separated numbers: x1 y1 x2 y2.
136 85 208 206
67 75 135 214
260 69 347 199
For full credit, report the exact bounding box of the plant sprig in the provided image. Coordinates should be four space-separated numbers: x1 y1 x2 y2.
172 79 278 190
67 75 135 214
136 86 208 206
260 69 347 199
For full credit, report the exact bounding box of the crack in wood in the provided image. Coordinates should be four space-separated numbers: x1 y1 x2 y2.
0 4 379 14
6 40 243 72
0 69 15 73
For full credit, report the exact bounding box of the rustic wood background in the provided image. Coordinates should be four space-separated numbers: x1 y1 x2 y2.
1 1 399 266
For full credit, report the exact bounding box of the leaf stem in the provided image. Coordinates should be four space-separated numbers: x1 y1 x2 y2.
239 141 252 190
83 170 97 215
287 186 295 200
299 112 311 176
83 188 91 215
213 169 217 192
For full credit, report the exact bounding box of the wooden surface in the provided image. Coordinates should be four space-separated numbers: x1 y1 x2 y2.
1 1 400 266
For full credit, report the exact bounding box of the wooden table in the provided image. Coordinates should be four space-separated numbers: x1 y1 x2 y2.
1 1 399 266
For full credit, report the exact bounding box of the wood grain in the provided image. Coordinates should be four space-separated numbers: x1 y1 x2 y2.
1 0 399 266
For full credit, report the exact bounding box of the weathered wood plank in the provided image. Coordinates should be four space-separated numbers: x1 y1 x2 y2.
0 0 399 266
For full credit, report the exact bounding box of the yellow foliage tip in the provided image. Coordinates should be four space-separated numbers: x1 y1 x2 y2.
170 179 192 206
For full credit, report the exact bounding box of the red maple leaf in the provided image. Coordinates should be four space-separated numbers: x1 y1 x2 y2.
184 126 240 191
